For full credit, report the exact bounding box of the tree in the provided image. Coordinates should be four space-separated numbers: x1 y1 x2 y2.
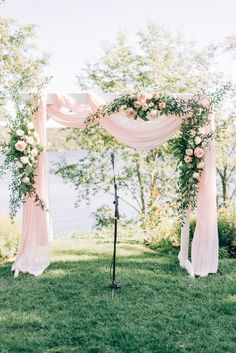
56 23 229 224
0 5 48 118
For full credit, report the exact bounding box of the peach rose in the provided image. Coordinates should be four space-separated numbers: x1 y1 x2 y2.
185 148 193 156
134 101 142 109
159 102 166 110
194 147 204 158
15 140 26 152
184 155 192 163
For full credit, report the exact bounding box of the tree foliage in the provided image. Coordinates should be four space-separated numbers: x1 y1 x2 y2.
56 23 233 223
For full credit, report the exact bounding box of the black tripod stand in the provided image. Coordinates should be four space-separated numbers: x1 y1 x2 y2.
109 153 121 294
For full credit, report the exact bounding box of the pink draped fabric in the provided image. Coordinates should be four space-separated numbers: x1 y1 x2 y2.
12 92 218 277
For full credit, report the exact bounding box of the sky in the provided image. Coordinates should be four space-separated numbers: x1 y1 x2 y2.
1 0 236 91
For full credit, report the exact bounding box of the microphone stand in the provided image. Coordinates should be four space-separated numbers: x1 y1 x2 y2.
110 153 121 295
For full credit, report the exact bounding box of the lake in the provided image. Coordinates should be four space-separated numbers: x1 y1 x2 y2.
0 152 137 236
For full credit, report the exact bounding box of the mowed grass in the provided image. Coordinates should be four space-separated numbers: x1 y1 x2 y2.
0 239 235 353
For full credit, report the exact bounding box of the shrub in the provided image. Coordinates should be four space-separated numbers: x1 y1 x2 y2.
0 215 21 260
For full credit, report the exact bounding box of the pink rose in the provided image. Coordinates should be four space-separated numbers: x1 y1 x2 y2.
152 91 160 99
15 140 26 152
194 147 204 158
126 108 137 118
184 155 192 163
189 129 196 137
185 148 193 156
159 102 166 110
136 92 147 102
134 101 142 109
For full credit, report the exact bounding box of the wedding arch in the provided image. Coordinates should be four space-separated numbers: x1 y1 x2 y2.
3 91 219 278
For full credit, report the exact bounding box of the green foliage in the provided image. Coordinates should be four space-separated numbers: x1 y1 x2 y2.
0 239 235 353
0 92 46 219
217 207 236 257
0 215 20 259
77 23 220 93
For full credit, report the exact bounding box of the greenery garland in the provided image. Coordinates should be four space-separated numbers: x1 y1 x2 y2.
86 87 228 223
0 93 46 219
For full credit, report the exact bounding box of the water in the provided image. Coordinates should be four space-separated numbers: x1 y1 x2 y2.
0 152 137 236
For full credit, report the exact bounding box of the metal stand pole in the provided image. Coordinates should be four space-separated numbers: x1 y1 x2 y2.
109 153 121 295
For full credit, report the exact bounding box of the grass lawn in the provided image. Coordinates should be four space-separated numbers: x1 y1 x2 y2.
0 239 235 353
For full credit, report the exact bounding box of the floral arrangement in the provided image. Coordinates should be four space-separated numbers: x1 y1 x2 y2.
0 95 45 219
86 88 227 223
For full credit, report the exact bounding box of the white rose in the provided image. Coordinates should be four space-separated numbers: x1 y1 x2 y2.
22 177 30 183
193 172 200 180
194 136 202 145
26 136 34 145
16 129 24 137
149 109 158 118
197 161 205 169
20 156 29 164
27 122 34 130
31 149 38 157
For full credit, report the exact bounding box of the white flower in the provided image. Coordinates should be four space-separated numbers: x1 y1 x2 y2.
20 156 29 164
193 172 200 181
22 176 30 183
16 161 23 168
33 132 40 144
16 129 24 137
197 161 205 169
142 103 149 110
149 109 158 118
27 122 34 130
26 136 34 145
185 148 193 156
194 136 202 145
31 149 38 157
15 140 26 152
199 127 206 135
